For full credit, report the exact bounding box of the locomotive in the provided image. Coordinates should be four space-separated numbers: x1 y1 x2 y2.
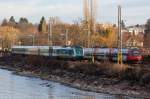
126 48 144 63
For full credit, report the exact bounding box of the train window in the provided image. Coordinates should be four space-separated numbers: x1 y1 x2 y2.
133 53 140 56
53 49 57 54
12 48 25 52
56 49 64 54
56 49 74 55
56 49 60 54
122 53 127 55
68 49 74 55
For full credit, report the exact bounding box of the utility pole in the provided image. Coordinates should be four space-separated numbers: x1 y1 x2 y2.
33 30 37 46
87 27 91 48
48 18 53 46
65 29 69 46
32 35 35 46
28 35 35 46
83 0 97 48
83 0 97 34
118 5 123 65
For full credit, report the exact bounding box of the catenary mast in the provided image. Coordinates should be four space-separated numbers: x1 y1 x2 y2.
83 0 97 47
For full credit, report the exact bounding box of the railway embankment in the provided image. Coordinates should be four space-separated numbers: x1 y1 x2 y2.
0 55 150 99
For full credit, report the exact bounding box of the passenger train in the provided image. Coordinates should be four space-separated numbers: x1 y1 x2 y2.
11 46 143 63
11 46 84 60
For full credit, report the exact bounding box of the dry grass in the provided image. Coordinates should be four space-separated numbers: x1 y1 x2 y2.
6 55 150 86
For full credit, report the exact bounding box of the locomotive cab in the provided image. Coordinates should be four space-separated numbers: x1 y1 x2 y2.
127 49 143 63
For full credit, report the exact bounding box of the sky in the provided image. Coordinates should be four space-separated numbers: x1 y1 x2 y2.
0 0 149 26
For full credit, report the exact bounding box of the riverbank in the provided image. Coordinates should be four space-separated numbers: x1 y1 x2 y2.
0 55 150 99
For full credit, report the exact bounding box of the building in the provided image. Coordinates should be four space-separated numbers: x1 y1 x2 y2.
144 30 150 48
144 19 150 48
97 23 116 29
126 25 145 35
122 25 145 48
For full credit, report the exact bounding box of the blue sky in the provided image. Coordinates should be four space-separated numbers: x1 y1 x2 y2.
0 0 149 25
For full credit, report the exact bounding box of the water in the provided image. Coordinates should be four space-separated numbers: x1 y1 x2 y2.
0 69 137 99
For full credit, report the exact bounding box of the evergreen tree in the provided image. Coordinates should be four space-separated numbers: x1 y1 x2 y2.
9 16 16 27
23 18 28 24
38 16 47 33
145 19 150 30
144 19 150 48
17 17 35 33
1 19 8 26
121 20 125 29
19 17 28 24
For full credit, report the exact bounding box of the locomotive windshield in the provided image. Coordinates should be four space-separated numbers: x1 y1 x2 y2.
133 52 141 56
129 49 141 56
74 47 83 56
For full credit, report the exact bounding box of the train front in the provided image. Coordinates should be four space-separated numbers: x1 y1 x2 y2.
127 49 143 63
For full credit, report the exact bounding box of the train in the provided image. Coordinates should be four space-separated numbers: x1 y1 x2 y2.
11 46 143 63
84 47 143 63
11 46 84 60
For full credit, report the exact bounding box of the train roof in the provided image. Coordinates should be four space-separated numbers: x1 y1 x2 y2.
12 46 50 49
111 48 129 53
83 48 130 54
12 46 59 49
12 46 74 50
83 48 110 54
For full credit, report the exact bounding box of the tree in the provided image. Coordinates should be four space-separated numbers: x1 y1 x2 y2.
19 17 28 25
97 27 117 47
38 16 47 33
1 19 8 26
144 19 150 48
8 16 16 27
17 17 31 33
0 26 20 49
145 19 150 30
121 20 125 29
